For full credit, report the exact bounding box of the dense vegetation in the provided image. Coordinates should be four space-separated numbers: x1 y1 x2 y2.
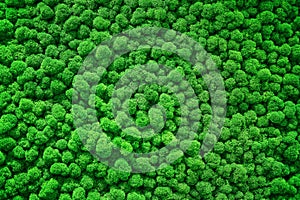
0 0 300 199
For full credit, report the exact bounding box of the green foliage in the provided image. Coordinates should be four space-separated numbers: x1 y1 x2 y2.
0 19 14 39
39 178 59 199
39 4 54 20
0 151 5 165
41 57 65 76
0 1 299 200
257 68 271 81
64 16 81 32
50 163 69 176
109 188 125 200
93 16 111 31
77 41 95 57
72 187 86 200
51 103 66 121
